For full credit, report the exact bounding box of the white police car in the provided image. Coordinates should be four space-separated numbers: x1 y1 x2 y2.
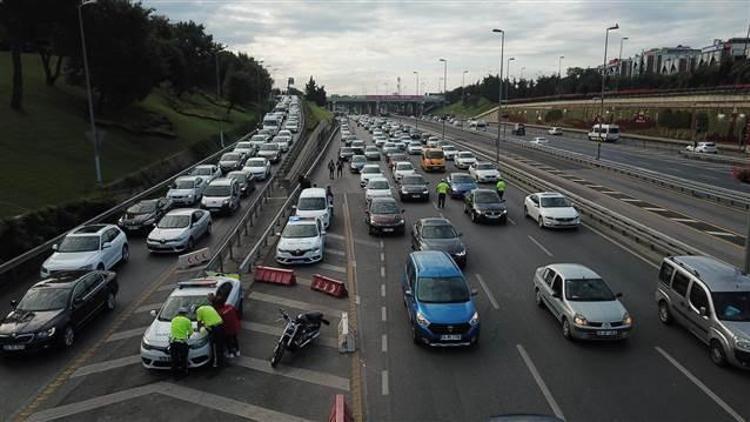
275 216 326 265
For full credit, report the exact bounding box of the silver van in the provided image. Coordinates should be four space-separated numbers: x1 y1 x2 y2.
200 178 241 215
655 256 750 368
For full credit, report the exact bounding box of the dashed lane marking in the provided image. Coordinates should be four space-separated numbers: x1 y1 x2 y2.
248 292 343 317
134 302 162 314
354 238 380 248
381 370 390 396
327 248 346 256
106 326 147 343
71 355 140 378
528 235 554 257
476 274 500 310
643 207 668 212
380 266 386 278
704 231 737 237
671 218 699 223
655 347 744 422
517 344 565 421
381 284 386 297
381 334 388 353
318 263 347 274
381 306 387 322
326 233 346 241
238 355 351 391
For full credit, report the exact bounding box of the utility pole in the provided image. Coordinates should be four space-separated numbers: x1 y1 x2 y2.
413 71 419 130
616 36 628 92
215 50 224 148
78 0 102 185
492 28 504 163
462 70 468 104
598 24 619 160
439 58 447 140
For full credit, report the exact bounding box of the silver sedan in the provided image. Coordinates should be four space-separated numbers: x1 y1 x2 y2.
533 263 633 341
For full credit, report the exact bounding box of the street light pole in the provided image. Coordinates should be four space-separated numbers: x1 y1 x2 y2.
256 59 264 107
462 70 468 104
78 0 102 185
558 55 564 78
598 23 619 160
413 71 419 130
504 57 515 143
616 36 628 92
492 28 504 163
215 50 224 148
439 58 447 140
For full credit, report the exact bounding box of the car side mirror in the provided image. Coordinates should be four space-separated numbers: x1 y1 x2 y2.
471 289 479 296
699 306 708 317
10 300 17 310
52 244 58 251
275 232 281 237
101 242 112 249
149 309 157 318
615 292 623 298
404 289 413 297
291 205 297 210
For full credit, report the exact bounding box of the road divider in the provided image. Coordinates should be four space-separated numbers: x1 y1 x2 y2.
177 247 211 269
254 266 297 286
328 394 354 422
337 312 356 353
311 274 348 298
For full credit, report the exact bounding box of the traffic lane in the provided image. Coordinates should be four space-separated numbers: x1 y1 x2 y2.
0 170 274 418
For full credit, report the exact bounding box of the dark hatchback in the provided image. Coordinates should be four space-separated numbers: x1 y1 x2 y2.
0 271 118 354
399 174 430 202
365 197 405 235
447 173 478 199
464 189 507 224
117 198 172 233
411 218 467 268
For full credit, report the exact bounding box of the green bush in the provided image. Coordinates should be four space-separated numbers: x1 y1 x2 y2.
544 109 563 122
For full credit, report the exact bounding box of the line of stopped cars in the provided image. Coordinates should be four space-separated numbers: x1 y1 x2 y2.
0 97 301 368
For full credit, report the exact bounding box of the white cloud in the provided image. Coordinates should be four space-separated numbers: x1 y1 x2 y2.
144 0 750 94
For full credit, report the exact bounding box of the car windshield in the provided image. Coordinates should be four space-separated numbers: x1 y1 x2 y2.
565 278 616 301
370 201 399 214
712 292 750 322
283 223 318 238
221 153 240 161
260 144 278 151
298 197 326 210
158 215 190 229
362 167 380 174
541 196 570 208
193 167 214 176
452 175 474 184
158 295 208 321
175 179 195 189
416 276 470 303
17 287 71 311
402 176 425 185
128 200 157 214
227 173 246 183
368 180 389 189
352 156 366 163
246 159 266 167
475 191 500 203
443 146 456 151
425 150 444 159
396 163 413 170
58 235 99 252
203 185 231 196
422 224 457 239
476 164 495 170
236 142 252 149
250 135 267 142
340 148 353 154
458 152 474 159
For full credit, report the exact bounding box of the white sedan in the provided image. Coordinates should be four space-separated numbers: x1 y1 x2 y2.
548 127 563 135
360 164 384 187
454 151 477 169
469 162 501 183
41 224 128 277
407 142 423 155
531 137 549 145
365 178 392 201
140 276 242 370
685 142 718 154
523 192 580 229
393 161 416 183
147 209 212 253
244 157 271 181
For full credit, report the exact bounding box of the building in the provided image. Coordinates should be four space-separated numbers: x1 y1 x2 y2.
698 38 750 67
640 46 700 75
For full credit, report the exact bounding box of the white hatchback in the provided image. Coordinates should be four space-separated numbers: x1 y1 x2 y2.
524 192 580 229
365 177 392 202
41 224 128 278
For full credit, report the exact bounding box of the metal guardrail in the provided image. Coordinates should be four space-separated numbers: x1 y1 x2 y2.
679 150 750 165
0 128 258 283
201 119 339 275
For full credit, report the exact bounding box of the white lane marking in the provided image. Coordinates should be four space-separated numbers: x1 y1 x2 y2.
318 263 347 274
381 370 390 396
380 252 385 262
620 198 642 202
106 326 147 343
134 302 162 314
354 238 380 248
241 321 338 348
528 235 554 257
381 284 386 297
655 347 744 422
327 248 346 256
355 295 361 305
507 216 517 225
248 292 342 316
238 356 351 391
476 274 500 310
586 184 605 188
156 283 177 292
379 240 384 249
643 207 668 212
380 266 386 278
381 306 387 322
671 218 699 223
432 202 440 211
326 233 345 240
71 355 140 378
381 334 388 353
601 190 621 194
705 231 737 237
516 344 565 421
582 223 659 269
439 212 445 218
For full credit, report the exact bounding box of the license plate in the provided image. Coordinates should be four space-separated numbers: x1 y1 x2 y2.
3 344 25 351
382 228 394 232
411 194 421 199
597 330 618 336
440 334 462 341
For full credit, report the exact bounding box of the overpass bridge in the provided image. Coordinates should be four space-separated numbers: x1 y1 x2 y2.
328 94 444 115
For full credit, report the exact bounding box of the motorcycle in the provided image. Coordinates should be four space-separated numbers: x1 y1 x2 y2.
270 308 330 367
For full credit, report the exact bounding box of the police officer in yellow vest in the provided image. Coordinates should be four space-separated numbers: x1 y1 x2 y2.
169 307 192 376
196 294 225 368
436 179 450 209
496 178 506 200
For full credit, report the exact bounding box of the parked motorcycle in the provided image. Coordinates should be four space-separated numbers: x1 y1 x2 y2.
270 308 330 367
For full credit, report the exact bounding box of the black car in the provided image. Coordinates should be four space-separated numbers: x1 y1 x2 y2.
399 174 430 202
0 271 118 353
365 197 405 235
218 152 245 174
410 218 466 268
464 189 507 224
117 198 172 233
226 170 257 197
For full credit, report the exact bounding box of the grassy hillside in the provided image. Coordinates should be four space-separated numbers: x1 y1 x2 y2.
305 100 333 130
0 53 256 217
432 97 495 118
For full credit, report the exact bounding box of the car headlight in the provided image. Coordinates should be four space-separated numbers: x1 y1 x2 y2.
573 314 588 326
36 327 56 338
416 311 430 327
623 312 633 326
454 249 466 257
78 264 94 270
469 311 479 326
189 334 209 349
401 188 408 194
223 199 230 205
313 247 322 254
398 218 404 224
734 337 750 351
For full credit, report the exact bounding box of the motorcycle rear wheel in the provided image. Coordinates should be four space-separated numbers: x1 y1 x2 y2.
270 344 285 368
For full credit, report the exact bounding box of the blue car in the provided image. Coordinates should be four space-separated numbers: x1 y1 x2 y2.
447 173 478 198
401 251 480 347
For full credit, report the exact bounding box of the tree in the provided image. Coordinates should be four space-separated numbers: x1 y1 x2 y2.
223 70 253 112
305 76 318 101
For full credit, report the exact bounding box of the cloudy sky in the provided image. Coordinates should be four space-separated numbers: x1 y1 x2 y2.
144 0 749 95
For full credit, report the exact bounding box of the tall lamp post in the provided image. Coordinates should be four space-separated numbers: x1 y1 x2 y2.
215 50 224 147
439 58 447 140
461 70 468 104
558 55 565 77
598 23 619 160
78 0 102 185
616 36 628 92
256 59 264 107
492 28 504 163
413 71 420 130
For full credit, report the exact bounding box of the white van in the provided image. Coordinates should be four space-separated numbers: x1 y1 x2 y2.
263 114 282 135
294 188 333 229
201 178 241 215
588 124 620 142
